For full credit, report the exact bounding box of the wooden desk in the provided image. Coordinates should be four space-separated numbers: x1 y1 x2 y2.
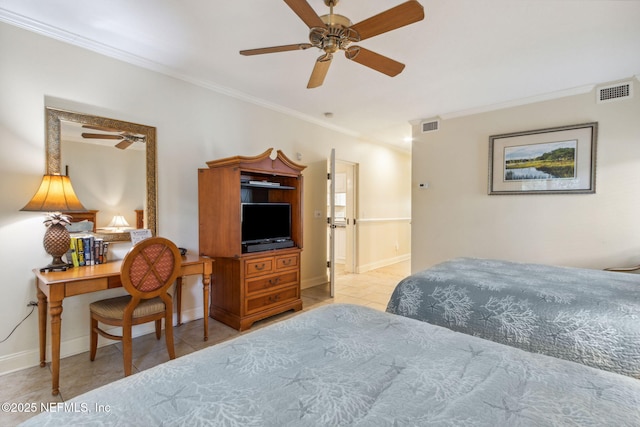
34 253 213 396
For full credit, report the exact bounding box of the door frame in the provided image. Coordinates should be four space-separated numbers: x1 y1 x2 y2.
327 152 358 296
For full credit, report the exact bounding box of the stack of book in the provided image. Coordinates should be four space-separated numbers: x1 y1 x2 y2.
65 234 110 267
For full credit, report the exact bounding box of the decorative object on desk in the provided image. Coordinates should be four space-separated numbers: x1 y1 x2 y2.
67 235 109 267
129 228 152 245
107 214 130 232
21 174 87 269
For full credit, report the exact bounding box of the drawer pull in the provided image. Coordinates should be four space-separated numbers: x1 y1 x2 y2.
255 263 266 271
268 294 281 303
267 278 280 287
282 259 292 266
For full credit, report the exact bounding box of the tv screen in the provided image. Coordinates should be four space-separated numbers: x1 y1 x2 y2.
241 203 291 244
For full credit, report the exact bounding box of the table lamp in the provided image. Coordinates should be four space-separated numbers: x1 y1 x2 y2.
107 214 130 232
21 174 87 269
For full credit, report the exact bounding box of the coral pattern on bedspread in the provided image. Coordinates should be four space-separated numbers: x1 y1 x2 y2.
386 257 640 378
22 304 640 426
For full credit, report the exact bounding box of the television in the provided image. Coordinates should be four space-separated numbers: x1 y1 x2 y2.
241 203 292 245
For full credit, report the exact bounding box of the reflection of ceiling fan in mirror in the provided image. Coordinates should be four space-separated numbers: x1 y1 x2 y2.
81 125 146 150
240 0 424 88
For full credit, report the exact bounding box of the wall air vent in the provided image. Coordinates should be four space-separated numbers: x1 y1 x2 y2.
597 82 633 104
421 119 440 133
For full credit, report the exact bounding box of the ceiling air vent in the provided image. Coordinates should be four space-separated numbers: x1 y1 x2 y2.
421 119 440 133
597 82 633 104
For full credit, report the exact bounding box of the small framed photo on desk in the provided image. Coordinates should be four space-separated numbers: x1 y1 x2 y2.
130 229 152 245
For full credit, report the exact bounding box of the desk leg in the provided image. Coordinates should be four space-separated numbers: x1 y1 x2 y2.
176 277 183 326
202 273 210 341
36 286 47 368
49 295 63 396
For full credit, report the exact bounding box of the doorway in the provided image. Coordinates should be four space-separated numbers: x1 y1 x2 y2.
327 152 358 296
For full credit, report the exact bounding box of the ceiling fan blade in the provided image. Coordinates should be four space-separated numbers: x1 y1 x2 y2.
283 0 325 28
240 43 313 56
307 55 332 89
81 133 123 140
350 0 425 41
115 139 134 150
345 46 405 77
82 125 120 132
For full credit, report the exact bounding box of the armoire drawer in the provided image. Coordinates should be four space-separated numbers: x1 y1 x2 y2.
245 271 299 296
275 253 299 271
245 257 274 277
245 285 299 314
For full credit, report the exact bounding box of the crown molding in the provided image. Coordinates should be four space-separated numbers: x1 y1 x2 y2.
0 9 362 140
439 84 595 121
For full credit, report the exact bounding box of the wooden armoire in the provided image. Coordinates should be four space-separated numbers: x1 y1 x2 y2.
198 149 305 330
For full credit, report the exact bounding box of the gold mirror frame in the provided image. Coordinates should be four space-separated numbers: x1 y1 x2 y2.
45 107 157 242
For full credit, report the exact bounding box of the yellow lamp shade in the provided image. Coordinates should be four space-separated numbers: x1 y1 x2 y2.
21 174 87 213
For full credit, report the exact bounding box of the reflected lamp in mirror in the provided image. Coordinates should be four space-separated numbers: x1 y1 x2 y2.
21 174 87 270
107 215 131 232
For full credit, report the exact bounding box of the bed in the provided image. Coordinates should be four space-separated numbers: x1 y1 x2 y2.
386 257 640 378
23 304 640 426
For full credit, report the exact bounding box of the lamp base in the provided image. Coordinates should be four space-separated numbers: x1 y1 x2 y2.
39 264 71 273
48 254 68 266
43 223 71 272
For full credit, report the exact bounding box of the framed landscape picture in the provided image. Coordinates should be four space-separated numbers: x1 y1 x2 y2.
488 123 597 195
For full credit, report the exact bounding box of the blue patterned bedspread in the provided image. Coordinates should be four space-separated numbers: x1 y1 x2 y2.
23 304 640 426
387 257 640 378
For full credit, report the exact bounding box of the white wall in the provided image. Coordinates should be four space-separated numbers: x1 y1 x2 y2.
355 145 412 271
0 22 411 374
412 79 640 273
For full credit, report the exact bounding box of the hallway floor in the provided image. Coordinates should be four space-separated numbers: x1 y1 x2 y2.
1 260 410 425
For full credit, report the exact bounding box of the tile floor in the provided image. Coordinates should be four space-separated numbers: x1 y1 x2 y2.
1 260 410 425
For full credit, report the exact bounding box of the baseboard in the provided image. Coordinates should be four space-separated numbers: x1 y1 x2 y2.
0 333 126 377
357 254 410 274
0 310 204 377
301 274 328 290
0 348 41 377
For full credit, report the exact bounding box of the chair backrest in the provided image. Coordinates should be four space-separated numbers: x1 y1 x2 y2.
120 237 182 299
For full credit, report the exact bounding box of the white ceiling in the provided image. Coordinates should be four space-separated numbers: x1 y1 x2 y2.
1 0 640 149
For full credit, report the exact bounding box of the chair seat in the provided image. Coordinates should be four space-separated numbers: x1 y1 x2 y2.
90 295 170 320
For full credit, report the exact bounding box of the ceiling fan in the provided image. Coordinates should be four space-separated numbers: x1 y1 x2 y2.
240 0 425 88
81 125 146 150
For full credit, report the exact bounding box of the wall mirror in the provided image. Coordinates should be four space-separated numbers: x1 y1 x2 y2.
45 107 157 242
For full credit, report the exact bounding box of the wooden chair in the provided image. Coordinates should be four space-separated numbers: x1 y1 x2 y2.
89 237 181 376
